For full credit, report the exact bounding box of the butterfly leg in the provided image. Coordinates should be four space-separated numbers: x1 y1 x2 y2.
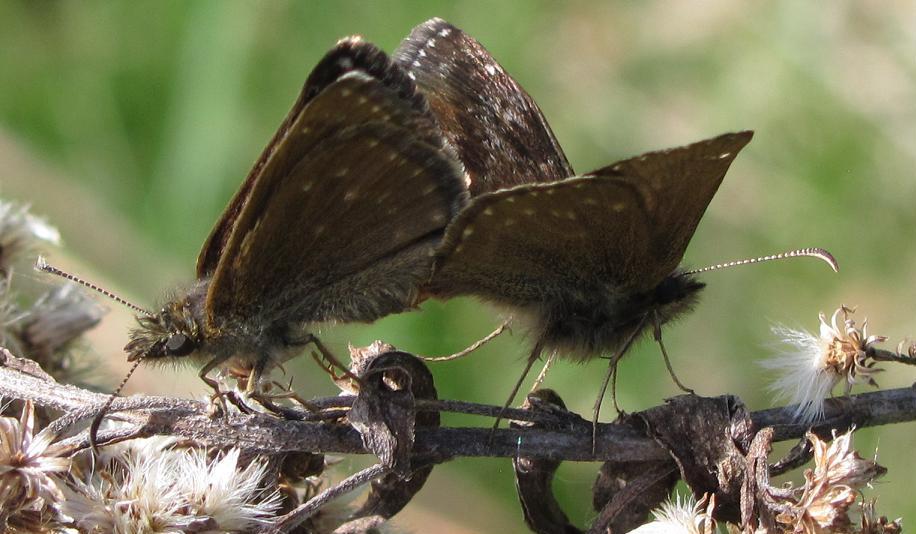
244 354 271 394
198 355 250 415
529 350 557 392
652 311 694 394
591 319 646 453
491 338 546 437
420 320 511 362
296 333 362 387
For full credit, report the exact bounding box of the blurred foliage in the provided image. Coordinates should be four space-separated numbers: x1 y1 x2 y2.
2 1 915 531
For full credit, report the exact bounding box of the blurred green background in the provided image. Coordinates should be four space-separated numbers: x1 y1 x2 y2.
2 1 915 531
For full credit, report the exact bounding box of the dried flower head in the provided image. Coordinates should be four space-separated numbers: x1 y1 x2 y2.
776 429 886 533
764 306 885 423
0 278 23 355
860 499 903 534
629 493 716 534
17 284 104 384
0 200 60 275
62 438 281 533
0 401 69 526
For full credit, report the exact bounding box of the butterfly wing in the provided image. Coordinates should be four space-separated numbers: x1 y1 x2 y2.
205 46 466 326
395 18 573 195
427 132 753 302
197 38 438 277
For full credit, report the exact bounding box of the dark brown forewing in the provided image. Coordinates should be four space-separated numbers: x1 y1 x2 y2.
592 130 753 289
394 18 573 196
426 175 652 303
427 132 753 302
206 72 466 325
197 38 437 277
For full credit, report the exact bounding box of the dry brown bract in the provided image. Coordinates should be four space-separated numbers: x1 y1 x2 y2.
776 430 886 533
0 401 69 528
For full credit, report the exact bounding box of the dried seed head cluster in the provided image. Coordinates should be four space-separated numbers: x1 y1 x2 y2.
775 430 888 533
0 199 60 275
0 198 101 386
0 401 69 528
859 499 903 534
630 494 716 534
764 306 885 423
62 438 281 533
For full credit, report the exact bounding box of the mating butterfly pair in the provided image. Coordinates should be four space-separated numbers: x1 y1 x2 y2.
42 19 834 435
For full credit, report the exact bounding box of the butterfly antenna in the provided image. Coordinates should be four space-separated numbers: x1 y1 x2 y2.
88 359 143 454
35 256 152 317
680 247 838 276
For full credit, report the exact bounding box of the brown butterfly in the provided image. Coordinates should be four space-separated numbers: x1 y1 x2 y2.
43 38 468 400
395 19 836 427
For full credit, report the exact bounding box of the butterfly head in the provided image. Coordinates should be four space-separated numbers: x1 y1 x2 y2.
124 298 202 363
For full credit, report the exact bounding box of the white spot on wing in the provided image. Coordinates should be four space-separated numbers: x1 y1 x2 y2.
462 226 474 238
718 152 732 159
302 182 313 192
484 207 494 216
358 96 368 105
341 88 351 97
485 64 497 75
584 198 598 205
523 208 535 216
438 28 451 37
504 218 516 226
418 49 426 57
505 196 515 203
336 167 349 177
612 202 626 212
344 189 359 202
566 211 577 220
314 224 325 236
408 72 416 80
371 105 381 113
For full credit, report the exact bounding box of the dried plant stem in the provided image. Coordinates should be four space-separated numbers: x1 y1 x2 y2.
268 463 389 533
1 348 915 463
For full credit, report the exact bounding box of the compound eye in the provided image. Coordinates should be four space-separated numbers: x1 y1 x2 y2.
165 334 195 356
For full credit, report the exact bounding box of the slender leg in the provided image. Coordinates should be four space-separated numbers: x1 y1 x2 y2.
529 350 557 392
198 355 248 415
652 311 694 394
300 333 361 385
421 320 511 362
491 339 546 434
591 317 647 453
244 354 271 396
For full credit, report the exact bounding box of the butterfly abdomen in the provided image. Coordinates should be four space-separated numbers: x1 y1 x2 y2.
527 273 705 362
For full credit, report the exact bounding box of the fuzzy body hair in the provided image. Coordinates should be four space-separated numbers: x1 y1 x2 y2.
514 272 705 362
